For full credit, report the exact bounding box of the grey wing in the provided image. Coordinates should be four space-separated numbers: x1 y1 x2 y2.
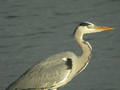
7 55 72 90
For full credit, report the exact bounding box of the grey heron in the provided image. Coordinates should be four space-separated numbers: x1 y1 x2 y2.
6 22 113 90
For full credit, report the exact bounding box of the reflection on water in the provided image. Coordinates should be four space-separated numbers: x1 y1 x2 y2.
0 0 120 90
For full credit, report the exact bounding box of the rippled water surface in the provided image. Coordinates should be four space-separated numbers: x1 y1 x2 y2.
0 0 120 90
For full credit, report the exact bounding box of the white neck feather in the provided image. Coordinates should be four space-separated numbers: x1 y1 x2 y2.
74 29 92 62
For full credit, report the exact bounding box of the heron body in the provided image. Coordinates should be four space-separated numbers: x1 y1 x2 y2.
6 22 113 90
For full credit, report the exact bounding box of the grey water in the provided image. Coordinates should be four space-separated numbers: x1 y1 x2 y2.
0 0 120 90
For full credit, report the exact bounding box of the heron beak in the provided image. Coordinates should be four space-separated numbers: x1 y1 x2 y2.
95 26 113 31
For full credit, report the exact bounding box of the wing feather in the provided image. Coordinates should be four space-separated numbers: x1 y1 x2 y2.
8 56 72 90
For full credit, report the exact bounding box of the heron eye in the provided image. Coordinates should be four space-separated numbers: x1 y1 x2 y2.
87 25 93 29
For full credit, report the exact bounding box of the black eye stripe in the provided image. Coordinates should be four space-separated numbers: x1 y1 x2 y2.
73 22 92 35
79 22 90 26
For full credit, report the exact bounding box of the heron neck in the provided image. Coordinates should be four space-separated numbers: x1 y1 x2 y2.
74 32 92 63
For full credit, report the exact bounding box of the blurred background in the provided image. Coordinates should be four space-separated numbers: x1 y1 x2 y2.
0 0 120 90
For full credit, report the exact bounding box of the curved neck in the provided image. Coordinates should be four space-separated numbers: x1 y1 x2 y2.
74 31 92 62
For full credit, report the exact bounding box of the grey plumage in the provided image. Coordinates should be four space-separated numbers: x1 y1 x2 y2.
7 52 79 90
6 22 113 90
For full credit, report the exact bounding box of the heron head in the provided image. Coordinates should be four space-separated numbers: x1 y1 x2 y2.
74 22 113 35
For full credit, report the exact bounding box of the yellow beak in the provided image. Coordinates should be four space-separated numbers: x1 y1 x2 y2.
95 26 113 31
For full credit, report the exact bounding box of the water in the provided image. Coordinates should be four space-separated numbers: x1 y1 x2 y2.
0 0 120 90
